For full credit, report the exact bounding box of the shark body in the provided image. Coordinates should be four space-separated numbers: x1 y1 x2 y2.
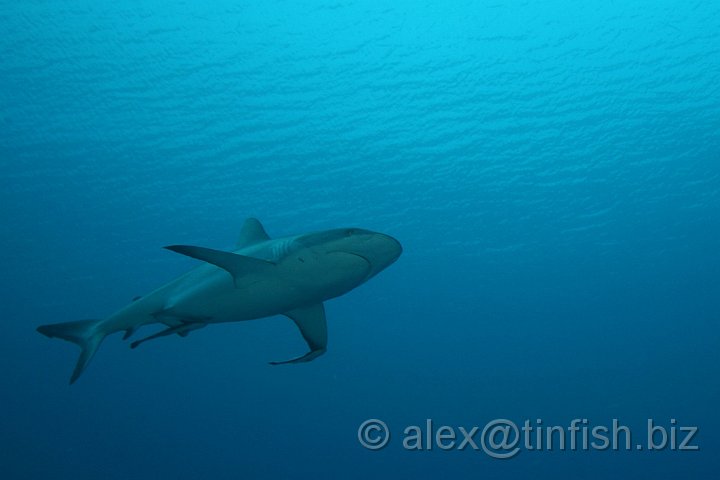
38 218 402 383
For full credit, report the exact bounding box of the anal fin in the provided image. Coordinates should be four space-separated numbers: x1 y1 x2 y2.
122 327 137 340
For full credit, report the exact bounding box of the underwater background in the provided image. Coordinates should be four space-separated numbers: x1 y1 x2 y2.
1 0 718 478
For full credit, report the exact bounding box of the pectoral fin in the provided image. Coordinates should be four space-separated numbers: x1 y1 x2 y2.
270 303 327 365
269 348 326 365
165 245 275 286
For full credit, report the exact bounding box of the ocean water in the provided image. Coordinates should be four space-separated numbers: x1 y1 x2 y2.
1 0 718 478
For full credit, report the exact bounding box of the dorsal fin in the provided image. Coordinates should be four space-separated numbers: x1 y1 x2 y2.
237 218 270 248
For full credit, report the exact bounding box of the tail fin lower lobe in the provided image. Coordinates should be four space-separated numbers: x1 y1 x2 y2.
37 319 106 384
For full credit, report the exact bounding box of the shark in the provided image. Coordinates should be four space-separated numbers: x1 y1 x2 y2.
37 218 402 384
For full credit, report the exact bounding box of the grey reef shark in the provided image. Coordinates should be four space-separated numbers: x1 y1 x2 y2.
38 218 402 384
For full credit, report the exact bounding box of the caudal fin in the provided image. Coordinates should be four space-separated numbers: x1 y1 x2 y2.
37 319 106 384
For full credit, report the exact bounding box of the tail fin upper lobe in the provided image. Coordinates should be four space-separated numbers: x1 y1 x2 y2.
37 319 106 384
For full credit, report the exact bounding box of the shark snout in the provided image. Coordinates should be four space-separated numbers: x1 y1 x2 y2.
355 232 402 280
382 233 403 261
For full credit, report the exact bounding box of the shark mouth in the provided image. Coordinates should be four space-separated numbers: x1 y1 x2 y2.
327 251 374 279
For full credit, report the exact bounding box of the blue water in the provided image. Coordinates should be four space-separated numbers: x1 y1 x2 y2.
1 0 718 478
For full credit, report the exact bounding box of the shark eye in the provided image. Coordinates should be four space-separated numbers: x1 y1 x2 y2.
345 229 356 236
